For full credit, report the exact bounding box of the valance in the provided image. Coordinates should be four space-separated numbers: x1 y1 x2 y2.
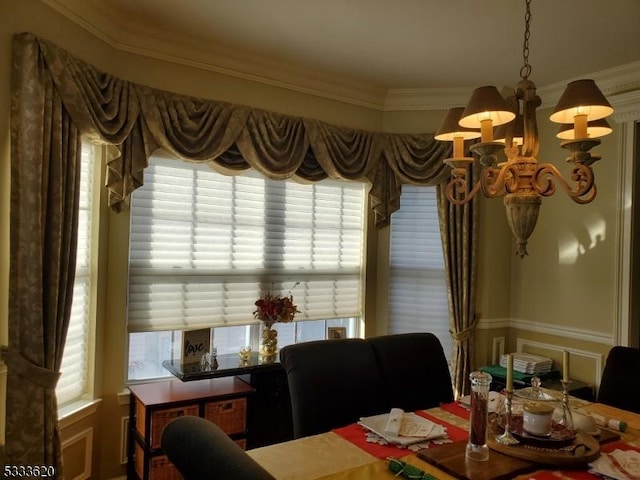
27 32 451 227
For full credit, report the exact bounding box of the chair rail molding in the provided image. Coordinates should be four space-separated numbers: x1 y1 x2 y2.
477 317 511 330
506 318 613 346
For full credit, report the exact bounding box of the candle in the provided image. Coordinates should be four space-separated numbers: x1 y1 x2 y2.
563 350 570 383
505 354 513 392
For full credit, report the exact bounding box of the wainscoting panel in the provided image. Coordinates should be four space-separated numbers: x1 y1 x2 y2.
120 416 130 465
515 338 604 389
491 337 505 365
61 427 93 480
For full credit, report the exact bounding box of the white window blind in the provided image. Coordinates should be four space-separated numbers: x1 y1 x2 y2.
127 157 365 332
388 185 451 361
57 141 95 406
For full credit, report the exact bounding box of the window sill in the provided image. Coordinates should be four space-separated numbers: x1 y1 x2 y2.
58 398 102 430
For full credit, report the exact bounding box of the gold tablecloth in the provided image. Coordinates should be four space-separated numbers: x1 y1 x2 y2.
247 430 456 480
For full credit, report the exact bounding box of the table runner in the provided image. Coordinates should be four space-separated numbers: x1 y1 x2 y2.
332 404 469 459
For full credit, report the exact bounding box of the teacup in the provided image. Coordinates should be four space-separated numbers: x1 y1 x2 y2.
523 401 554 437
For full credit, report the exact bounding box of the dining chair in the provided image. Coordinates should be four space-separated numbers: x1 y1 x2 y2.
597 345 640 413
161 415 276 480
279 338 387 438
368 332 454 412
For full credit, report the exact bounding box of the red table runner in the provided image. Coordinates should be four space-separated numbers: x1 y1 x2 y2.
332 403 469 459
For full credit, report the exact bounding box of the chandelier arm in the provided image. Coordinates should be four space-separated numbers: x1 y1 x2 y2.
445 176 482 205
480 164 514 197
532 163 597 203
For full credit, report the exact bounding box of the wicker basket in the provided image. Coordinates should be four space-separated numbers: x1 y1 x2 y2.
135 444 183 480
204 397 247 435
149 404 199 449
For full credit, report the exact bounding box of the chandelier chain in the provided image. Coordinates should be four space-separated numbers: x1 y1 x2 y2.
520 0 532 79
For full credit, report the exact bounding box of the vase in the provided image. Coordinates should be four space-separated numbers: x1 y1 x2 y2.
259 323 278 357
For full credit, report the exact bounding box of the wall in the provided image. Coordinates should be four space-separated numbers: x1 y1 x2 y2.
508 106 622 389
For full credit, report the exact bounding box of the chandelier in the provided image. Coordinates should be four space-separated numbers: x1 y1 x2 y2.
435 0 614 258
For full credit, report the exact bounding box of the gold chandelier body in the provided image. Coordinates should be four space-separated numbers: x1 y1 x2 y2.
437 0 613 258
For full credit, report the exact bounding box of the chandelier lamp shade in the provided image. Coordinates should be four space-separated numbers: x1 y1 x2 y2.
436 0 614 258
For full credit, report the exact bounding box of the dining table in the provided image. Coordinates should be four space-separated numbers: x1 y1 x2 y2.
246 393 640 480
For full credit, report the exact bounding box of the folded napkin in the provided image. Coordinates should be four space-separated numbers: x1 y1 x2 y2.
589 449 640 480
359 411 447 446
459 390 505 413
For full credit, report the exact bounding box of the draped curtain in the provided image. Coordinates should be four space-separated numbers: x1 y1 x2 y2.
2 32 459 470
437 176 479 398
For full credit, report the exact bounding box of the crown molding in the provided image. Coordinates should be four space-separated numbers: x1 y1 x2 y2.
385 62 640 112
610 90 640 123
382 88 475 112
41 0 640 113
41 0 388 110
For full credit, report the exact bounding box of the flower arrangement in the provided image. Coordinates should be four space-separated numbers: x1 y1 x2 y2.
253 286 300 329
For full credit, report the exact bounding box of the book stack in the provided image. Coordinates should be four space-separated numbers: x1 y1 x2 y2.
500 353 553 374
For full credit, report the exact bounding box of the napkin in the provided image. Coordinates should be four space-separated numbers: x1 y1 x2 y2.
358 411 447 446
384 408 404 436
589 449 640 480
459 390 505 413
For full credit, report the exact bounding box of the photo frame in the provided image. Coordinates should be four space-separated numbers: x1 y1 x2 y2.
327 326 347 340
181 328 211 365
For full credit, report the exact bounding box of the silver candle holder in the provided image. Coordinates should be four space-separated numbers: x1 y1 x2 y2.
558 379 575 432
495 389 520 446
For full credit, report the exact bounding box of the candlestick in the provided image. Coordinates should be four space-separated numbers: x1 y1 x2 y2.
558 379 575 432
563 350 570 383
495 389 519 446
505 353 514 392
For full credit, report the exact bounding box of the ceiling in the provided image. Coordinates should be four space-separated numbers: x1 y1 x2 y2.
49 0 640 106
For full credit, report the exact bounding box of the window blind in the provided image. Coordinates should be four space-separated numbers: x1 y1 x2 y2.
127 157 365 332
57 141 95 406
388 185 451 360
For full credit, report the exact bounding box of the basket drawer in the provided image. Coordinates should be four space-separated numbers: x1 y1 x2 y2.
135 443 183 480
149 404 199 449
204 397 247 435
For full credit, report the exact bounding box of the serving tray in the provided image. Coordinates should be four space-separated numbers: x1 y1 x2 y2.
488 418 600 466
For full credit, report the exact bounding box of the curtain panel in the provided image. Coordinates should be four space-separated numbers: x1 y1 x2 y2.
3 31 454 469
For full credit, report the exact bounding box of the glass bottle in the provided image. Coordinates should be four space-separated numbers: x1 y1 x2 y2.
466 371 492 461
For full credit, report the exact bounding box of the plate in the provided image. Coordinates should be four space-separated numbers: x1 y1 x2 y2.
497 414 576 446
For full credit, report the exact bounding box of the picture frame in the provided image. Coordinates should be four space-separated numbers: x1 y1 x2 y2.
327 326 347 340
181 328 211 365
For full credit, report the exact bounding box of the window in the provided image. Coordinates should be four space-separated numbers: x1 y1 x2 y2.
388 185 451 361
57 141 97 407
127 156 365 381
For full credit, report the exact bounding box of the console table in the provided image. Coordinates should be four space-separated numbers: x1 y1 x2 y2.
163 352 294 448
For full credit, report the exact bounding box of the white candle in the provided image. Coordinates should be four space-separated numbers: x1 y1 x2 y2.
506 354 513 392
563 350 570 383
